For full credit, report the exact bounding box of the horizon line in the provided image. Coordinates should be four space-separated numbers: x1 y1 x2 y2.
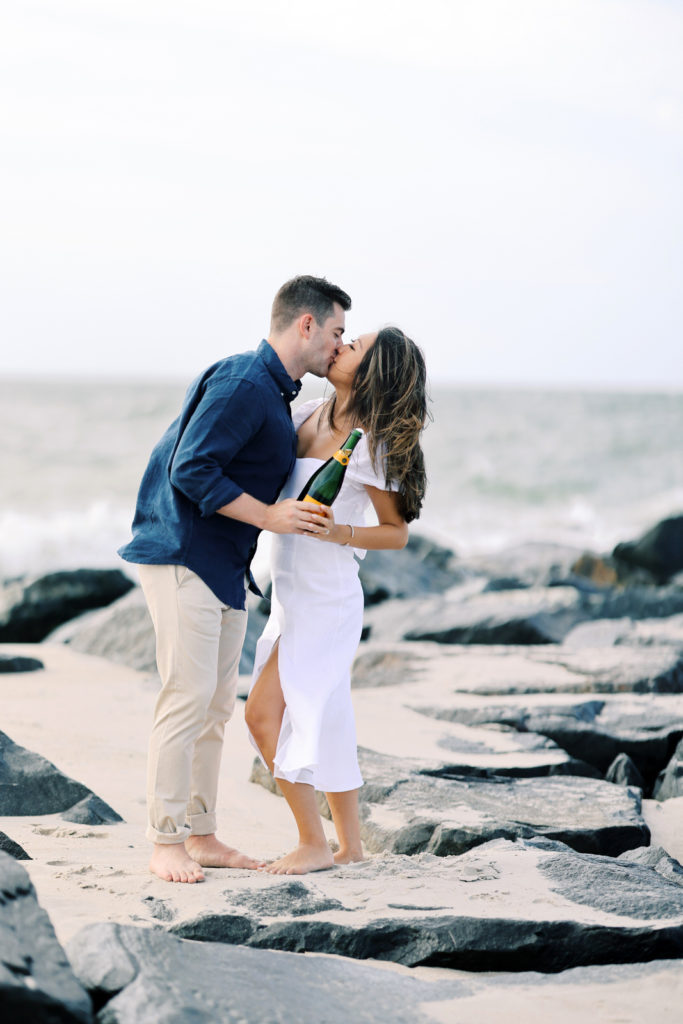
2 369 682 395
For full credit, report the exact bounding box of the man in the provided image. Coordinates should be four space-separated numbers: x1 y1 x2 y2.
118 275 351 882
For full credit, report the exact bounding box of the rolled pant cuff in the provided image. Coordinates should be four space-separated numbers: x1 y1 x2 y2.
188 811 217 836
146 824 191 845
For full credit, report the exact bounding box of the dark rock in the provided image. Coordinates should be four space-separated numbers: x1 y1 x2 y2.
0 851 92 1021
0 653 44 673
364 584 683 651
416 640 683 695
412 688 683 785
606 753 645 789
359 534 462 605
588 583 683 622
0 729 93 814
141 896 176 922
47 587 157 673
161 838 683 973
0 831 31 860
61 794 124 825
359 771 649 858
68 921 466 1023
48 586 267 681
484 702 680 782
227 880 344 918
537 839 683 917
544 644 683 694
564 613 683 651
613 515 683 584
652 738 683 801
0 568 134 642
365 586 587 646
406 586 586 645
618 845 683 886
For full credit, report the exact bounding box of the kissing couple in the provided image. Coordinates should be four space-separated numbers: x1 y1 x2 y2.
119 274 428 882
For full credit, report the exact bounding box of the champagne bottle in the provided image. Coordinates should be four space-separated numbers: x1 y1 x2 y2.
297 428 364 506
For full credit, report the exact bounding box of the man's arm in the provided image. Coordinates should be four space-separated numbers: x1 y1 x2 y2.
217 492 332 535
169 379 329 535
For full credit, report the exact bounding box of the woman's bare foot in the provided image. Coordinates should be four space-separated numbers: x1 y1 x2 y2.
265 842 334 875
333 847 366 865
149 843 205 883
185 834 264 870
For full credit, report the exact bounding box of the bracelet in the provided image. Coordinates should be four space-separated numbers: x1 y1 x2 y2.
342 524 355 546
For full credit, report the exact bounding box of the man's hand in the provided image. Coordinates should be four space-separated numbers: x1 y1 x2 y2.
263 500 332 535
218 492 332 535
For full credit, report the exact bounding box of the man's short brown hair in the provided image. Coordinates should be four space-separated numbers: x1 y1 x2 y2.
271 275 351 332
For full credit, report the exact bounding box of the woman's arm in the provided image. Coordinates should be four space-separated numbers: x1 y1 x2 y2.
311 486 408 550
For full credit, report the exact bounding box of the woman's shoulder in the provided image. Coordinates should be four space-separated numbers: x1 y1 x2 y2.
292 397 324 431
349 435 399 492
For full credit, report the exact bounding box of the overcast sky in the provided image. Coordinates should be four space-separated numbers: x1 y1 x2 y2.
2 0 682 386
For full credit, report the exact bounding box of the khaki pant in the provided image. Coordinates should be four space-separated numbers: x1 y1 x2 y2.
137 564 247 844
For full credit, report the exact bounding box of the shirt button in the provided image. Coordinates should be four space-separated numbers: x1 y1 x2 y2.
291 390 297 396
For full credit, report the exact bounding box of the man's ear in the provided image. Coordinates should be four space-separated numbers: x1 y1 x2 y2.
298 313 314 338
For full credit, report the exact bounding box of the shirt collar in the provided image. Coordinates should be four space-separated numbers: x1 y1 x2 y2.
257 340 302 403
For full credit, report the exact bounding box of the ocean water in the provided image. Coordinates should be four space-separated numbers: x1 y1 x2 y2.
2 376 682 581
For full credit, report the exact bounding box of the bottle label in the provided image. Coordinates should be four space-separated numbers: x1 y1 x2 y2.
302 495 326 506
333 451 351 466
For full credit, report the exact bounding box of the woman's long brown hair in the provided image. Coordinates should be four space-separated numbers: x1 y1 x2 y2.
326 326 429 522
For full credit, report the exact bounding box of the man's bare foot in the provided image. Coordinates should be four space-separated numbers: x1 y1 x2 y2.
149 843 205 883
334 848 366 865
185 833 264 870
265 842 334 875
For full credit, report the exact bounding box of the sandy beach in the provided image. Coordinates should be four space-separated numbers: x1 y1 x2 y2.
2 639 683 1023
1 642 319 944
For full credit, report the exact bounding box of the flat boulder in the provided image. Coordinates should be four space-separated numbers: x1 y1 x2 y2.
0 653 44 673
162 838 683 973
0 851 92 1021
618 844 683 886
373 586 587 645
587 583 683 622
46 587 157 673
411 689 683 786
48 586 266 678
0 568 134 642
353 640 683 697
613 515 683 583
1 729 96 815
357 761 648 858
68 920 466 1024
564 613 683 650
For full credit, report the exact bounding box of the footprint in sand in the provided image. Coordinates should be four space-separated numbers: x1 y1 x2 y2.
32 825 109 839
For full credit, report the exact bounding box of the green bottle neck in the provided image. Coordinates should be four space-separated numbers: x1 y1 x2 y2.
332 428 363 466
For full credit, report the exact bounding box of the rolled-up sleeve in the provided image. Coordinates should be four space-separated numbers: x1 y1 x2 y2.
170 378 265 517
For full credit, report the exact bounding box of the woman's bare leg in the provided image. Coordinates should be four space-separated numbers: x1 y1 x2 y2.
245 643 333 874
326 789 365 864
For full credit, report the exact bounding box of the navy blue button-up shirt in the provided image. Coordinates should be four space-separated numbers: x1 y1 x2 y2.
118 340 301 609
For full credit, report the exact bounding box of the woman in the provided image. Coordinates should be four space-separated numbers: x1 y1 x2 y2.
245 326 428 874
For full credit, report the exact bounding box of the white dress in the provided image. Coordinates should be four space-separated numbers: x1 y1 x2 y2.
250 398 398 792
